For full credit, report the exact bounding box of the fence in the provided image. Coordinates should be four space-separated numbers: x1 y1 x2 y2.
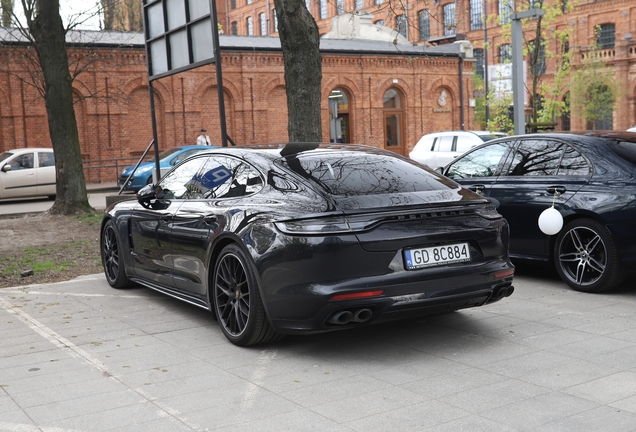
82 157 140 184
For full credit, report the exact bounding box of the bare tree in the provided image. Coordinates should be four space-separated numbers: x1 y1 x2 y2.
273 0 322 142
19 0 92 214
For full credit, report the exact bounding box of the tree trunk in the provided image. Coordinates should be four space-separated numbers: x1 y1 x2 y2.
273 0 322 142
27 0 92 214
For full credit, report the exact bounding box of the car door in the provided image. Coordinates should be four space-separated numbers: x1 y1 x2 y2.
0 152 37 198
129 156 209 288
36 151 56 196
443 140 516 197
171 155 265 295
489 138 592 258
431 135 456 169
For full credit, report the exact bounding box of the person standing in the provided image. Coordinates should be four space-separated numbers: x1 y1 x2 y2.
197 128 211 145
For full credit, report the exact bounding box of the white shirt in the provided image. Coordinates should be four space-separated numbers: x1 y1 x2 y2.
197 134 210 145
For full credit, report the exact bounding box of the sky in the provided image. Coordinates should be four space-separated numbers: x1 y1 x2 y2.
12 1 103 30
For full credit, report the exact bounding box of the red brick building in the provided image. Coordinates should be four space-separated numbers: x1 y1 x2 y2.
0 29 472 182
223 0 636 130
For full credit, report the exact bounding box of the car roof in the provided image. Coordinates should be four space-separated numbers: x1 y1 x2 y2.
2 148 54 153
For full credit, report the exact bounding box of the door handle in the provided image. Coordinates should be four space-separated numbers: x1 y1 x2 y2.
469 184 486 195
546 186 566 195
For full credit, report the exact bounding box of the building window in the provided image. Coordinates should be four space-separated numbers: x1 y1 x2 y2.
499 44 512 63
273 9 278 33
561 0 568 13
418 10 430 41
499 0 512 25
259 12 266 35
474 48 484 78
561 93 570 131
383 89 404 153
231 21 238 35
246 16 253 35
470 0 482 31
337 0 344 15
320 0 327 19
329 88 352 143
530 40 546 76
355 0 363 9
305 0 312 13
443 3 456 36
375 0 383 4
597 23 615 49
246 0 252 4
396 15 407 38
230 0 236 10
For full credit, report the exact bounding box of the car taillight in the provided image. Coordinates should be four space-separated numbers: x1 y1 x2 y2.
274 215 381 235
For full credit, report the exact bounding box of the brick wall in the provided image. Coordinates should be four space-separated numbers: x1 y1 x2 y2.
0 43 471 183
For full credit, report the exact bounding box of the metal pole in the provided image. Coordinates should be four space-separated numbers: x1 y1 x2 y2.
512 9 544 135
142 1 161 178
210 0 230 147
483 0 489 125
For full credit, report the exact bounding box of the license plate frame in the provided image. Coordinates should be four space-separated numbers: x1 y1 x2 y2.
404 242 471 270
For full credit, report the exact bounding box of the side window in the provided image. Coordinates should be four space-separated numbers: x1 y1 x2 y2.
504 139 563 176
158 156 209 200
446 142 511 179
191 155 264 199
9 153 34 170
558 145 590 176
436 135 454 152
38 152 55 167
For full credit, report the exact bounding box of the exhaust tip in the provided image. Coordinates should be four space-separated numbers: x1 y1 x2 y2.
506 286 515 297
352 308 373 323
328 310 353 325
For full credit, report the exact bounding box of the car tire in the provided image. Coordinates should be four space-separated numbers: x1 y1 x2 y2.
553 218 624 293
212 244 283 346
101 219 133 288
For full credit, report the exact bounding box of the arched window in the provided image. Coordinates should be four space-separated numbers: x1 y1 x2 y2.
329 88 352 143
383 88 405 155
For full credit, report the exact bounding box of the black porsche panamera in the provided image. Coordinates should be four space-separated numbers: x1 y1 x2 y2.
101 143 514 346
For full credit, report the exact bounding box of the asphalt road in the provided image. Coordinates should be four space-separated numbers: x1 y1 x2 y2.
1 266 635 431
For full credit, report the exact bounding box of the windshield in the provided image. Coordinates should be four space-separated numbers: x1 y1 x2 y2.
0 152 14 164
606 141 636 167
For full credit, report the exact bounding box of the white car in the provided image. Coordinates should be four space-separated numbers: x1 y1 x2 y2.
0 148 56 199
409 131 508 169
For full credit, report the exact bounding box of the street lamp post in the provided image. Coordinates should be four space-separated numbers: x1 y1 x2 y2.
511 8 544 135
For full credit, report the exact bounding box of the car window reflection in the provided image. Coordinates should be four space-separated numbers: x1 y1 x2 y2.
446 142 511 179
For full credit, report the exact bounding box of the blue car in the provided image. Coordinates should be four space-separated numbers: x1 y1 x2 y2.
118 145 215 191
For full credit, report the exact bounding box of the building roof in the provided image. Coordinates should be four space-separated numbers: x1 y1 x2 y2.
0 27 469 58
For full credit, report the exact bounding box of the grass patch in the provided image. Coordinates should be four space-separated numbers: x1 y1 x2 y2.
76 213 103 226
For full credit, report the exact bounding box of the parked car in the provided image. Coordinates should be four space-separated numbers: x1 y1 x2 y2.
410 131 507 170
0 148 56 200
440 131 636 293
118 145 215 191
101 143 515 346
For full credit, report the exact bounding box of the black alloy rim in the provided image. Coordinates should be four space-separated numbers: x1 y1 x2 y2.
558 226 607 286
215 253 250 337
102 225 120 282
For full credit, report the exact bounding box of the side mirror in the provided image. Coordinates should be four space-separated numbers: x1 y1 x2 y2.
1 164 11 172
136 184 156 203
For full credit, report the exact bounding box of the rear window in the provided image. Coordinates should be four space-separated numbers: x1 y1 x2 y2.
278 152 455 196
606 141 636 166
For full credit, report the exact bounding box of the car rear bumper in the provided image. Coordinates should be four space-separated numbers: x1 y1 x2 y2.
266 260 514 334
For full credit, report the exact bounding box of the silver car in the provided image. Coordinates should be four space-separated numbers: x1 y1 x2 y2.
0 148 56 199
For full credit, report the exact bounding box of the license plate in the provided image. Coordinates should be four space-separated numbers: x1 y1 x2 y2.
404 243 470 270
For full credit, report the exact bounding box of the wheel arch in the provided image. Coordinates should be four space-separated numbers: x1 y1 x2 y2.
547 209 611 262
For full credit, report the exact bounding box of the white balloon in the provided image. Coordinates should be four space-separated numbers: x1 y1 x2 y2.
538 207 563 235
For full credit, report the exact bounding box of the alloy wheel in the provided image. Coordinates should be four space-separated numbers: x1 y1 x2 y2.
215 253 250 337
557 226 607 287
102 224 121 283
